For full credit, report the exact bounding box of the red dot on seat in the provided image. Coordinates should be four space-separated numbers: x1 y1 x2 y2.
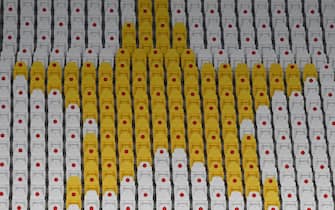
197 178 202 183
125 178 130 182
35 192 40 196
107 192 112 197
179 192 184 197
0 192 3 196
252 193 256 198
162 207 167 210
89 206 94 210
304 179 309 184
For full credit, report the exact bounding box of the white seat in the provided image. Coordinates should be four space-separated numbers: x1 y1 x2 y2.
228 192 244 210
84 191 100 210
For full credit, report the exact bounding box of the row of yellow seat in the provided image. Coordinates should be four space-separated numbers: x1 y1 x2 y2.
217 63 243 196
132 48 152 166
98 62 118 195
80 62 100 207
235 64 262 200
149 49 169 152
122 0 187 54
115 50 135 180
200 63 224 181
181 49 205 167
166 50 187 153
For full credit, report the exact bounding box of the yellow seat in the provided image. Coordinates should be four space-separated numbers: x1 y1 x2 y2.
181 49 196 69
252 77 267 95
156 35 170 53
98 62 113 77
64 75 78 94
84 133 98 149
155 0 168 10
201 63 215 80
221 105 237 123
153 132 168 151
269 63 283 81
173 23 187 53
226 162 242 180
102 175 118 194
237 91 252 109
286 78 301 96
99 76 113 94
220 90 235 107
170 127 186 151
148 49 163 66
102 148 117 176
100 89 114 106
242 150 258 169
84 146 99 164
83 103 98 121
138 0 152 9
269 77 284 97
227 176 243 196
238 104 254 122
155 7 169 24
139 24 153 53
263 177 279 194
82 76 96 93
65 89 80 107
219 77 234 93
164 49 180 68
235 63 250 79
136 147 152 165
47 75 62 93
115 48 131 65
138 7 152 24
189 148 205 166
119 159 135 179
115 63 130 80
254 91 269 108
132 49 147 66
208 164 224 181
241 135 257 152
85 175 99 193
235 76 250 95
101 132 116 150
245 175 260 196
30 69 45 92
66 176 82 208
218 63 232 81
252 63 266 79
48 61 62 78
100 117 115 139
223 134 239 152
122 23 136 39
264 191 280 210
222 118 237 137
303 63 318 81
207 147 222 166
13 61 28 79
122 35 136 53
